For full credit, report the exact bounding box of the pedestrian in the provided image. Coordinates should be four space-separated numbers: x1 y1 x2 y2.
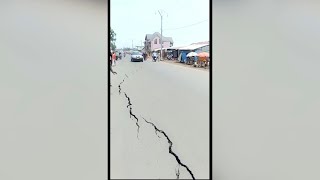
109 50 117 87
143 52 147 61
112 51 117 66
109 50 112 66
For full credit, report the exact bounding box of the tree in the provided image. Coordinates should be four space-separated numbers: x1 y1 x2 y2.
111 42 116 51
110 28 116 50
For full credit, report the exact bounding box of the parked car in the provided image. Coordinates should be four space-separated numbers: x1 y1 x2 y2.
131 51 144 62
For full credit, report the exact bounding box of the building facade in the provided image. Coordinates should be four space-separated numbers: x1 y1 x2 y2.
144 32 173 54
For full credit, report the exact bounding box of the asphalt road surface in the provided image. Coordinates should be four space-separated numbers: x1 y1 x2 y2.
110 56 210 179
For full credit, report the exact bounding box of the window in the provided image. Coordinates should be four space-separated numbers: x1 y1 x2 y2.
154 39 157 44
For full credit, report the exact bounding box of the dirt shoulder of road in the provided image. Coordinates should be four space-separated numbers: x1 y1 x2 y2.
160 60 210 72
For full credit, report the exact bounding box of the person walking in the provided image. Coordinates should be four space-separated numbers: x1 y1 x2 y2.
112 51 117 66
143 52 147 61
109 51 117 87
109 50 112 66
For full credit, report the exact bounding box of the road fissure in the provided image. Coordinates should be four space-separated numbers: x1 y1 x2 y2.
142 117 196 180
116 68 195 179
124 92 140 139
176 165 180 179
118 78 125 95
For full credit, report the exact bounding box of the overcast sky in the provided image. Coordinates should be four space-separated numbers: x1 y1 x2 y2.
110 0 210 48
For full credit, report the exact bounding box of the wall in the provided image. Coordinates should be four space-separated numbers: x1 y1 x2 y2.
151 37 171 51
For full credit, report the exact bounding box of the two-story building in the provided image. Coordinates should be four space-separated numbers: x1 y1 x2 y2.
144 32 173 55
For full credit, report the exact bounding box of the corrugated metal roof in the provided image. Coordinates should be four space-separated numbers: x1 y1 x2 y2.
151 42 209 51
167 46 184 50
178 44 209 50
191 41 210 45
154 47 170 51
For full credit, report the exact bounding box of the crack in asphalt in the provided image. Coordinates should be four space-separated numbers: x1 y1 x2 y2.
124 92 140 139
115 73 140 138
142 117 196 180
115 67 194 179
176 165 180 179
118 78 125 95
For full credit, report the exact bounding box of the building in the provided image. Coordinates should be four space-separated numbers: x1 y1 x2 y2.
144 32 174 54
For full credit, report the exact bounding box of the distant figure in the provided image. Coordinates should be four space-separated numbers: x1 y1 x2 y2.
143 52 147 60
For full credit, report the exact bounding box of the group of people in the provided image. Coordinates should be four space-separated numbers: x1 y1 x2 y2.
109 51 126 66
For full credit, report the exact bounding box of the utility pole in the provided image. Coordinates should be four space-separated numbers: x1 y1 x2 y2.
158 10 163 61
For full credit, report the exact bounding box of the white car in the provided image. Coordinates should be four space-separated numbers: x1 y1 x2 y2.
131 51 144 62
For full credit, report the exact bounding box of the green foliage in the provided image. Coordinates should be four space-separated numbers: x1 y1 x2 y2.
110 28 116 50
110 42 116 51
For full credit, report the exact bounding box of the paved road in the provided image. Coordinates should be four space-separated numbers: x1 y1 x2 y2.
110 56 210 179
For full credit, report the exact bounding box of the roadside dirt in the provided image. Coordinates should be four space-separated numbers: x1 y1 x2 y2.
145 59 210 72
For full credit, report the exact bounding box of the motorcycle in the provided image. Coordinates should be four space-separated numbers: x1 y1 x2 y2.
167 54 173 60
152 56 158 62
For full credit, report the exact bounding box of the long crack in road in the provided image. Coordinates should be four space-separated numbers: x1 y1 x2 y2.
111 61 205 179
142 117 196 180
116 73 141 139
118 78 125 95
124 92 140 139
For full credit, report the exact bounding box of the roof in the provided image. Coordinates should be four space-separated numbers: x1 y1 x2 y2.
167 46 184 50
178 44 209 50
154 47 170 51
145 32 173 43
191 41 210 45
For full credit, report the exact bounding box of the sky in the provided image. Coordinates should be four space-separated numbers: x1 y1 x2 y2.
110 0 210 48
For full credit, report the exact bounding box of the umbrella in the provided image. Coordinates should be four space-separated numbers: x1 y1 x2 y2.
197 52 210 61
186 52 198 57
197 52 209 57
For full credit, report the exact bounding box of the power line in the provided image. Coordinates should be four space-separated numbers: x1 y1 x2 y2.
163 19 209 31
